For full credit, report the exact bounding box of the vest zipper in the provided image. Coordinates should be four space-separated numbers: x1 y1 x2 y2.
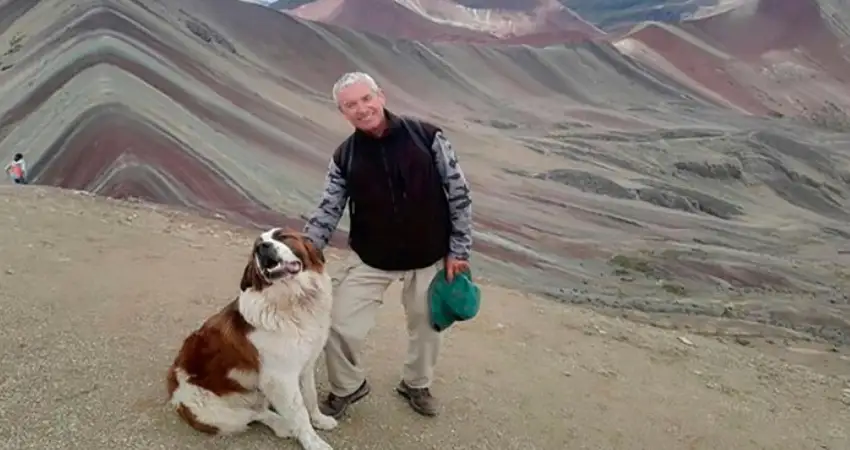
379 144 399 214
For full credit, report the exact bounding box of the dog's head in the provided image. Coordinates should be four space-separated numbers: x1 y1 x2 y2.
240 228 325 292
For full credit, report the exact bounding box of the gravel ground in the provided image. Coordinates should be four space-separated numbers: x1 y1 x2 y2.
0 186 848 450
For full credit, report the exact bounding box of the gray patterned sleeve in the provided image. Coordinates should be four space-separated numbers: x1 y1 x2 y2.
431 131 473 260
303 158 349 250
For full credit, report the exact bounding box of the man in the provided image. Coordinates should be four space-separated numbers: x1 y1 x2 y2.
4 153 27 184
303 71 473 418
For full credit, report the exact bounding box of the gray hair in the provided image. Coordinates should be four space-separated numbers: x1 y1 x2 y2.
332 72 380 103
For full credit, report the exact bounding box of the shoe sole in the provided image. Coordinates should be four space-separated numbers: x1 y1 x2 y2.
395 386 438 417
323 383 371 419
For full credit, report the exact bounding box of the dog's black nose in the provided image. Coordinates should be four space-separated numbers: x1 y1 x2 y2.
257 241 278 268
257 241 274 256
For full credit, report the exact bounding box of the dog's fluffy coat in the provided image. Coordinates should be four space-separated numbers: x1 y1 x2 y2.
166 228 337 450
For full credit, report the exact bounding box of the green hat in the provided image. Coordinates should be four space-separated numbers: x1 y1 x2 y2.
428 268 481 332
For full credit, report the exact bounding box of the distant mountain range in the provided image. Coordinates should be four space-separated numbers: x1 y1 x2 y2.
245 0 731 32
6 0 850 351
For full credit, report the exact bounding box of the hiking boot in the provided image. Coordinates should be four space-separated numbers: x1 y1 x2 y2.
319 380 370 419
395 380 439 417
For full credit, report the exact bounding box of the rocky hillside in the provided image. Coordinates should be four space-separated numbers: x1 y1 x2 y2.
2 0 850 366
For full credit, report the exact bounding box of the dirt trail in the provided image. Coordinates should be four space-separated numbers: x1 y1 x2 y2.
0 185 847 450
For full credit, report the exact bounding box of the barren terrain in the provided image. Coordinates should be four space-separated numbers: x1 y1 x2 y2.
2 0 850 446
3 0 850 345
286 0 605 45
0 186 848 449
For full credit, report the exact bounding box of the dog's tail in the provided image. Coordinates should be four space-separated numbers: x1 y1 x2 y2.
175 403 220 435
168 368 221 435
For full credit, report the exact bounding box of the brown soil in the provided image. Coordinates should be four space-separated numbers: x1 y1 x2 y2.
1 185 847 449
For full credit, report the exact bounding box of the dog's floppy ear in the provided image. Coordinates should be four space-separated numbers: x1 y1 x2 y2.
302 236 326 266
240 257 269 292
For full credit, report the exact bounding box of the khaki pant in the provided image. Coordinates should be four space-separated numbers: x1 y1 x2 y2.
324 252 442 397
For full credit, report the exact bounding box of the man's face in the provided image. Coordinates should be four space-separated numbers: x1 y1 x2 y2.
336 81 386 133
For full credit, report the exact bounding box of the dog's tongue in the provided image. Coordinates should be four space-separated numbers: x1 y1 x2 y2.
266 260 301 276
284 260 302 274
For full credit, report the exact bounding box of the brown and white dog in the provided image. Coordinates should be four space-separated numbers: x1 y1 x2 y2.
166 228 337 450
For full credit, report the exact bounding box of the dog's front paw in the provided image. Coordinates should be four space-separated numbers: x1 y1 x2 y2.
311 413 338 431
301 434 334 450
307 442 333 450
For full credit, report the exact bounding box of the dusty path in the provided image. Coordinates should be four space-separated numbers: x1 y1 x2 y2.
0 186 847 450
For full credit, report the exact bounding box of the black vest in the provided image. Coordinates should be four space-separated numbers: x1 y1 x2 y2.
332 111 451 271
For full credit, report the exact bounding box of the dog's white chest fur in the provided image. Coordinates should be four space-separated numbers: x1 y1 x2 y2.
241 272 333 363
169 269 338 450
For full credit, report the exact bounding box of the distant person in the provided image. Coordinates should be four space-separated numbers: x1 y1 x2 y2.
5 153 27 184
303 71 473 418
